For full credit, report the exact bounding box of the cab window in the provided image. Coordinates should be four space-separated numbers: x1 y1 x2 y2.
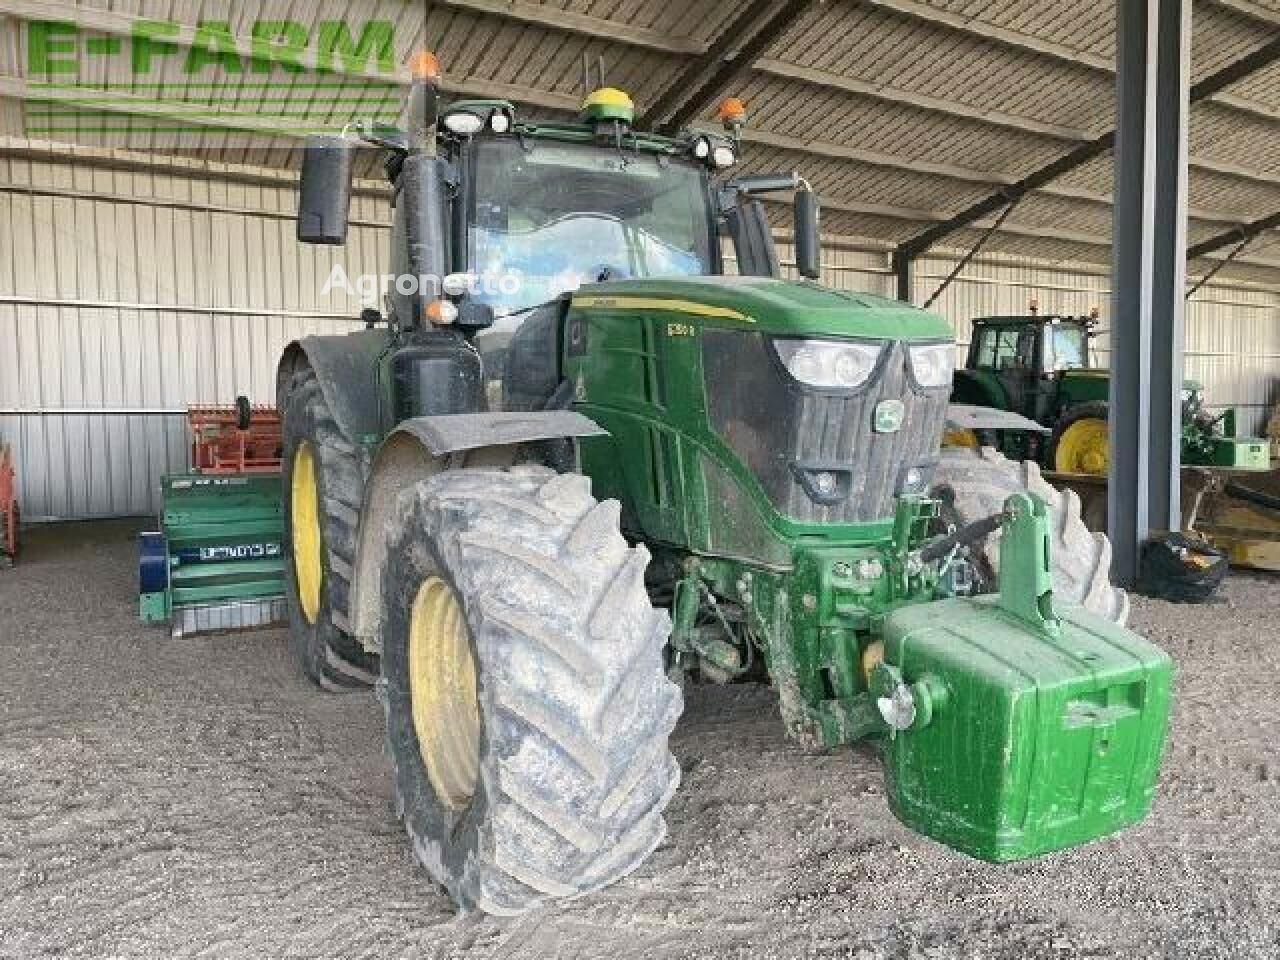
1044 324 1088 370
974 327 1031 371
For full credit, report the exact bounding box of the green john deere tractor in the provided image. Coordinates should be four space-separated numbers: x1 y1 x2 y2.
949 312 1270 475
277 62 1171 915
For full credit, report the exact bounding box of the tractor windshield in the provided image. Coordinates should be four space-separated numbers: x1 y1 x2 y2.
468 138 716 315
1043 323 1088 371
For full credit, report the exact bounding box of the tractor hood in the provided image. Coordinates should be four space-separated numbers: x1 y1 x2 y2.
573 276 951 340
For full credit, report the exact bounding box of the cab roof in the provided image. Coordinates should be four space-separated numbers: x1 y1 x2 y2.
972 315 1093 325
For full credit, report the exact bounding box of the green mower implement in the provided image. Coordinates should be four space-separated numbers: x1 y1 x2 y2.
139 403 287 636
276 58 1172 914
948 311 1270 474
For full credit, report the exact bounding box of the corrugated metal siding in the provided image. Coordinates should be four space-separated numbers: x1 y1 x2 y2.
0 153 388 519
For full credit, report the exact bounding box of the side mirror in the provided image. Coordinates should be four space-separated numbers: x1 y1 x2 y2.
729 173 800 195
794 187 821 280
298 135 354 245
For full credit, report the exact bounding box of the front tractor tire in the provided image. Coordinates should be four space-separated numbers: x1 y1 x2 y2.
381 467 683 915
1050 401 1109 475
281 370 380 690
933 446 1129 625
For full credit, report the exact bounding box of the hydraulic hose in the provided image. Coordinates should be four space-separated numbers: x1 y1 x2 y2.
918 512 1004 564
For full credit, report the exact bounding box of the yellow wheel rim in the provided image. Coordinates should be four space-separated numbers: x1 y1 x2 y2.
408 576 480 811
860 640 884 687
941 427 980 449
1055 418 1109 475
291 441 323 624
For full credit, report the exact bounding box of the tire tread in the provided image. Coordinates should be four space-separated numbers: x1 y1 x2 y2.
281 368 378 689
382 467 682 915
933 446 1130 623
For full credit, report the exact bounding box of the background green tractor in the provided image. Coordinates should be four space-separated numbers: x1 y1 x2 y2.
276 60 1171 915
949 312 1270 475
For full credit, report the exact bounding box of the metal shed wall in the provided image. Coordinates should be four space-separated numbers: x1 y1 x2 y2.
0 153 387 520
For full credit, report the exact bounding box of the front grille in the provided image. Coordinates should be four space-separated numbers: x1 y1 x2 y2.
702 332 949 524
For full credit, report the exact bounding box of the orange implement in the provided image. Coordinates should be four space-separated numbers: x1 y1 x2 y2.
0 444 16 559
188 398 283 475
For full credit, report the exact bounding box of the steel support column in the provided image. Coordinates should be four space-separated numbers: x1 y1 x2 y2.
891 250 912 302
1109 0 1191 586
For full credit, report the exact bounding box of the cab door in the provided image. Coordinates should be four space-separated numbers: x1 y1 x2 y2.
996 327 1039 418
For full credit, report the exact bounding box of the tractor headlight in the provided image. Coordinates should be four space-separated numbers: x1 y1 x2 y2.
908 342 954 388
712 144 737 168
773 339 884 390
442 109 485 136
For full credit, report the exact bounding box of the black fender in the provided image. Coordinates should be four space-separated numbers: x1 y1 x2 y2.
950 368 1008 409
276 330 391 441
346 411 607 650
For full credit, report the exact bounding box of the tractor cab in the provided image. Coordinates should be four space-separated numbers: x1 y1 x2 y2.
951 308 1108 466
962 313 1097 420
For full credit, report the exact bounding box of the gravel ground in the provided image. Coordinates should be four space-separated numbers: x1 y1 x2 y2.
1 520 1278 960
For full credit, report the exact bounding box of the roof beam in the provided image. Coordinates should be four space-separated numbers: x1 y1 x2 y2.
783 193 1109 248
637 0 775 129
894 34 1280 261
752 62 1280 179
640 0 815 134
1207 0 1280 32
732 126 1001 183
748 60 1280 193
890 133 1111 257
753 58 1091 141
1187 210 1280 258
867 0 1111 72
437 0 702 55
812 192 1280 270
727 125 1251 224
1188 156 1280 189
864 0 1279 123
1194 33 1280 100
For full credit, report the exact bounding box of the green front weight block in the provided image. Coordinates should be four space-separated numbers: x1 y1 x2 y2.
878 493 1173 861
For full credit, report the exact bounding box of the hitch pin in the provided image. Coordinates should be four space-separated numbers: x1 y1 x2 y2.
876 683 917 739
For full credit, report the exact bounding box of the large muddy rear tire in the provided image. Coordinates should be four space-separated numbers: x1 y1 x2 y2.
932 446 1129 624
380 466 682 915
281 369 379 690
